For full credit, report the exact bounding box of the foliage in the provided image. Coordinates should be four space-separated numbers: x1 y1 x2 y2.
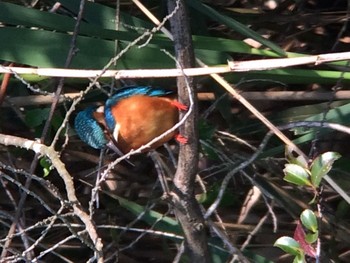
1 0 350 262
284 148 341 191
275 150 340 262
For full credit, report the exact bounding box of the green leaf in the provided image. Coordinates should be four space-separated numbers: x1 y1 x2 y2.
293 254 306 263
274 236 302 256
188 0 286 56
196 182 237 206
283 164 312 186
310 152 341 187
300 209 318 233
107 193 182 236
45 0 154 30
40 157 52 177
305 231 318 244
285 146 308 169
233 69 350 85
0 26 175 69
24 108 50 128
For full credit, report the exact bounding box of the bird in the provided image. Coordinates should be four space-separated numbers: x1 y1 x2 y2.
74 105 107 149
74 86 187 154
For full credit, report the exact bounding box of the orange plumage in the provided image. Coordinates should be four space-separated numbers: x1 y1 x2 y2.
75 86 187 154
110 95 179 153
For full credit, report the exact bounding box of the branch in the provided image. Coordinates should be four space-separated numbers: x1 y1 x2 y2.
1 1 89 259
5 90 350 108
167 0 211 262
0 134 103 262
2 50 350 78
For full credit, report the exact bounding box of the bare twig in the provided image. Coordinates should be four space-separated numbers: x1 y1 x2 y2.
239 206 272 252
204 130 273 218
2 51 350 77
5 90 350 108
128 0 349 204
206 120 350 220
0 1 89 260
0 134 103 262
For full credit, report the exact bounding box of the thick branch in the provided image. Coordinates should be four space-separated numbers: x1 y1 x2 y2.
167 0 211 262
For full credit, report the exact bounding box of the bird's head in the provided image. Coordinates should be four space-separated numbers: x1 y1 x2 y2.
74 106 108 149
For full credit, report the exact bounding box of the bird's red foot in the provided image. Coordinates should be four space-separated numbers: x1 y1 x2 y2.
175 134 188 144
171 100 188 111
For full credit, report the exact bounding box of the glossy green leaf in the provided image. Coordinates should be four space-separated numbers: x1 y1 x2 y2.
39 157 52 177
238 101 348 138
293 254 306 263
0 2 245 54
4 1 350 78
0 2 76 32
285 146 308 169
283 164 312 186
274 236 302 256
259 101 350 157
300 209 318 233
188 0 286 56
110 194 182 236
192 35 279 57
230 69 350 85
0 27 174 69
305 103 350 123
310 152 341 187
196 182 237 206
46 0 154 30
305 231 318 244
0 2 168 46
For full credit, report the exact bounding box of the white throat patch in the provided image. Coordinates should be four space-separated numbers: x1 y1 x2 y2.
113 122 121 142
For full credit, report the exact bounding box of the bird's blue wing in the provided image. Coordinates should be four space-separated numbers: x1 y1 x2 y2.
74 107 108 149
105 86 173 108
105 86 173 131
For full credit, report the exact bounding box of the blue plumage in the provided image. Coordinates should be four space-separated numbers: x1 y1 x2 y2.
104 86 173 131
74 106 107 149
75 86 173 150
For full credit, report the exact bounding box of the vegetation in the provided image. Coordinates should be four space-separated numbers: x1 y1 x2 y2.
1 0 350 262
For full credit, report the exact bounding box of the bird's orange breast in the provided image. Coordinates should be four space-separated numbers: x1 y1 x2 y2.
111 95 179 153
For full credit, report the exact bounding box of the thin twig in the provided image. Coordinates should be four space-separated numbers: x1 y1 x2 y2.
5 90 350 108
1 1 90 260
0 134 103 262
206 121 350 220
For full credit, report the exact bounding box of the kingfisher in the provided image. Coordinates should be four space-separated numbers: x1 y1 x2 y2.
74 86 187 154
